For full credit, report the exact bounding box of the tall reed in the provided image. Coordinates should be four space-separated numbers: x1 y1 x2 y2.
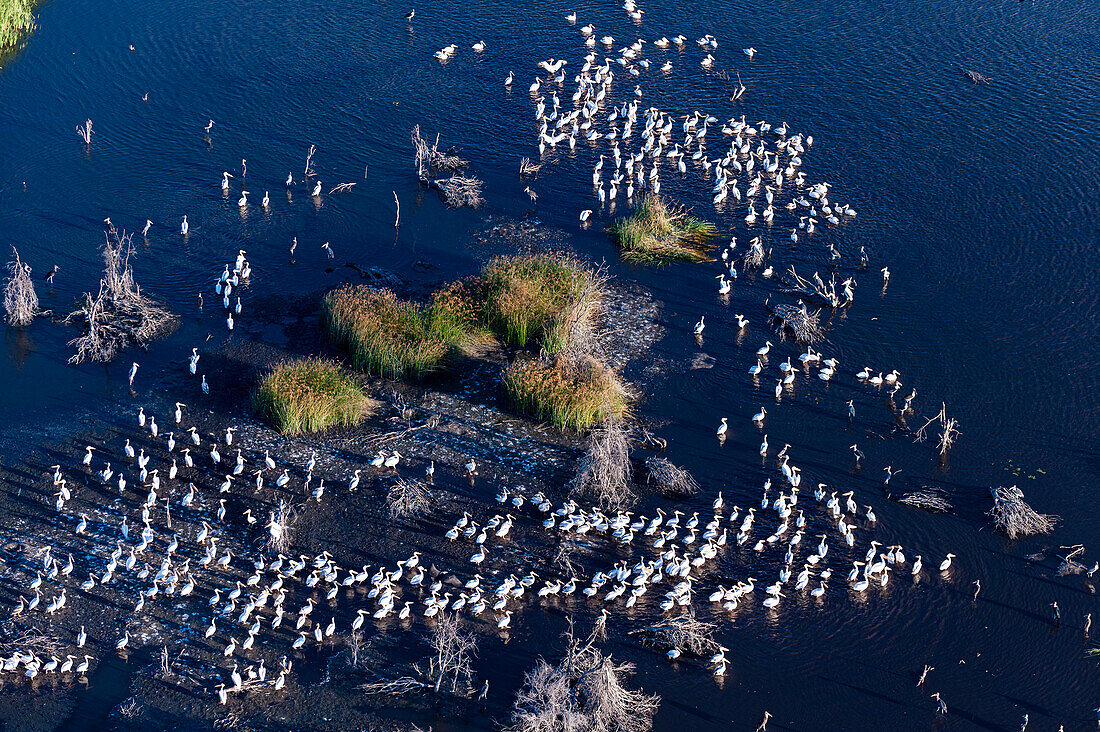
254 358 372 434
503 354 628 431
608 194 715 263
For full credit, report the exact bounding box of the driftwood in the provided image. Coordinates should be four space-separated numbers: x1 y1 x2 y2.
966 70 991 84
897 488 953 513
644 457 699 497
327 182 357 194
64 229 178 364
767 300 823 343
572 417 634 511
3 247 38 326
1056 546 1087 576
630 615 720 657
75 119 93 145
988 485 1057 539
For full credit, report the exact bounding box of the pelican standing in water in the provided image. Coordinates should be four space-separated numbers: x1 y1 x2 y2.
693 315 705 335
180 216 189 236
128 362 139 386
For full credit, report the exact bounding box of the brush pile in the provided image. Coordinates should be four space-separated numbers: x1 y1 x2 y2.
988 485 1057 539
386 476 431 519
644 456 699 497
768 300 823 343
630 615 720 657
64 229 177 363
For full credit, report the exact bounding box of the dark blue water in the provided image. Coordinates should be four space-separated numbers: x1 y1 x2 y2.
2 0 1100 728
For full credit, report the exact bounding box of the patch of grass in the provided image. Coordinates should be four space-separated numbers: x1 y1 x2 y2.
323 284 479 379
503 354 629 431
0 0 35 49
608 194 716 264
254 358 373 434
481 254 599 353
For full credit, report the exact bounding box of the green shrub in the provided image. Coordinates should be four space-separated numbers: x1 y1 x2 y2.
0 0 35 49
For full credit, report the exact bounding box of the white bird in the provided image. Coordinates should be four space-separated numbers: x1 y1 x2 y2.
743 47 757 58
716 417 728 437
693 315 705 335
939 553 955 572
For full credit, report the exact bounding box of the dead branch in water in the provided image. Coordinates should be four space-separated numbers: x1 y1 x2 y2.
966 70 992 84
644 456 699 497
767 299 823 343
630 615 720 657
508 622 659 732
988 485 1058 540
303 144 317 178
914 403 960 457
783 266 840 307
572 417 634 511
412 125 483 207
359 675 428 696
742 237 765 270
520 157 542 177
0 621 67 658
75 119 93 145
64 229 178 364
327 182 357 194
1056 545 1087 576
3 247 38 326
896 488 953 513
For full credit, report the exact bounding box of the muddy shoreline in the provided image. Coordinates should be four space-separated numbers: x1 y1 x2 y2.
0 223 679 731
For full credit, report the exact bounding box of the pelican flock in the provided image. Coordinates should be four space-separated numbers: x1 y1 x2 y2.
2 1 1065 726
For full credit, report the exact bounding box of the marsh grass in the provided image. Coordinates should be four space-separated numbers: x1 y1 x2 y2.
503 354 629 430
608 195 716 264
254 358 373 434
481 254 598 353
0 0 35 49
324 284 483 379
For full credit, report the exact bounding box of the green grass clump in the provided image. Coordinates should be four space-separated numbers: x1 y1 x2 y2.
481 254 598 353
608 194 716 264
0 0 35 49
323 284 478 379
503 354 629 431
254 358 373 434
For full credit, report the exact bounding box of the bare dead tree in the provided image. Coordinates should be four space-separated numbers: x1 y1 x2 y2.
386 476 431 518
429 612 478 694
411 125 468 174
64 229 178 363
411 125 483 207
741 237 765 269
75 119 93 145
988 485 1058 539
572 417 634 511
266 500 296 553
425 175 485 208
508 622 659 732
3 247 38 326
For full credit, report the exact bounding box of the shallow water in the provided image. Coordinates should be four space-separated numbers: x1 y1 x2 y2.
1 0 1100 728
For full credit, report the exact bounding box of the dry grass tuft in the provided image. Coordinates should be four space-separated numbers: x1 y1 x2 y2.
504 354 629 431
644 457 699 497
482 254 599 353
253 358 373 434
323 284 480 379
608 195 715 264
